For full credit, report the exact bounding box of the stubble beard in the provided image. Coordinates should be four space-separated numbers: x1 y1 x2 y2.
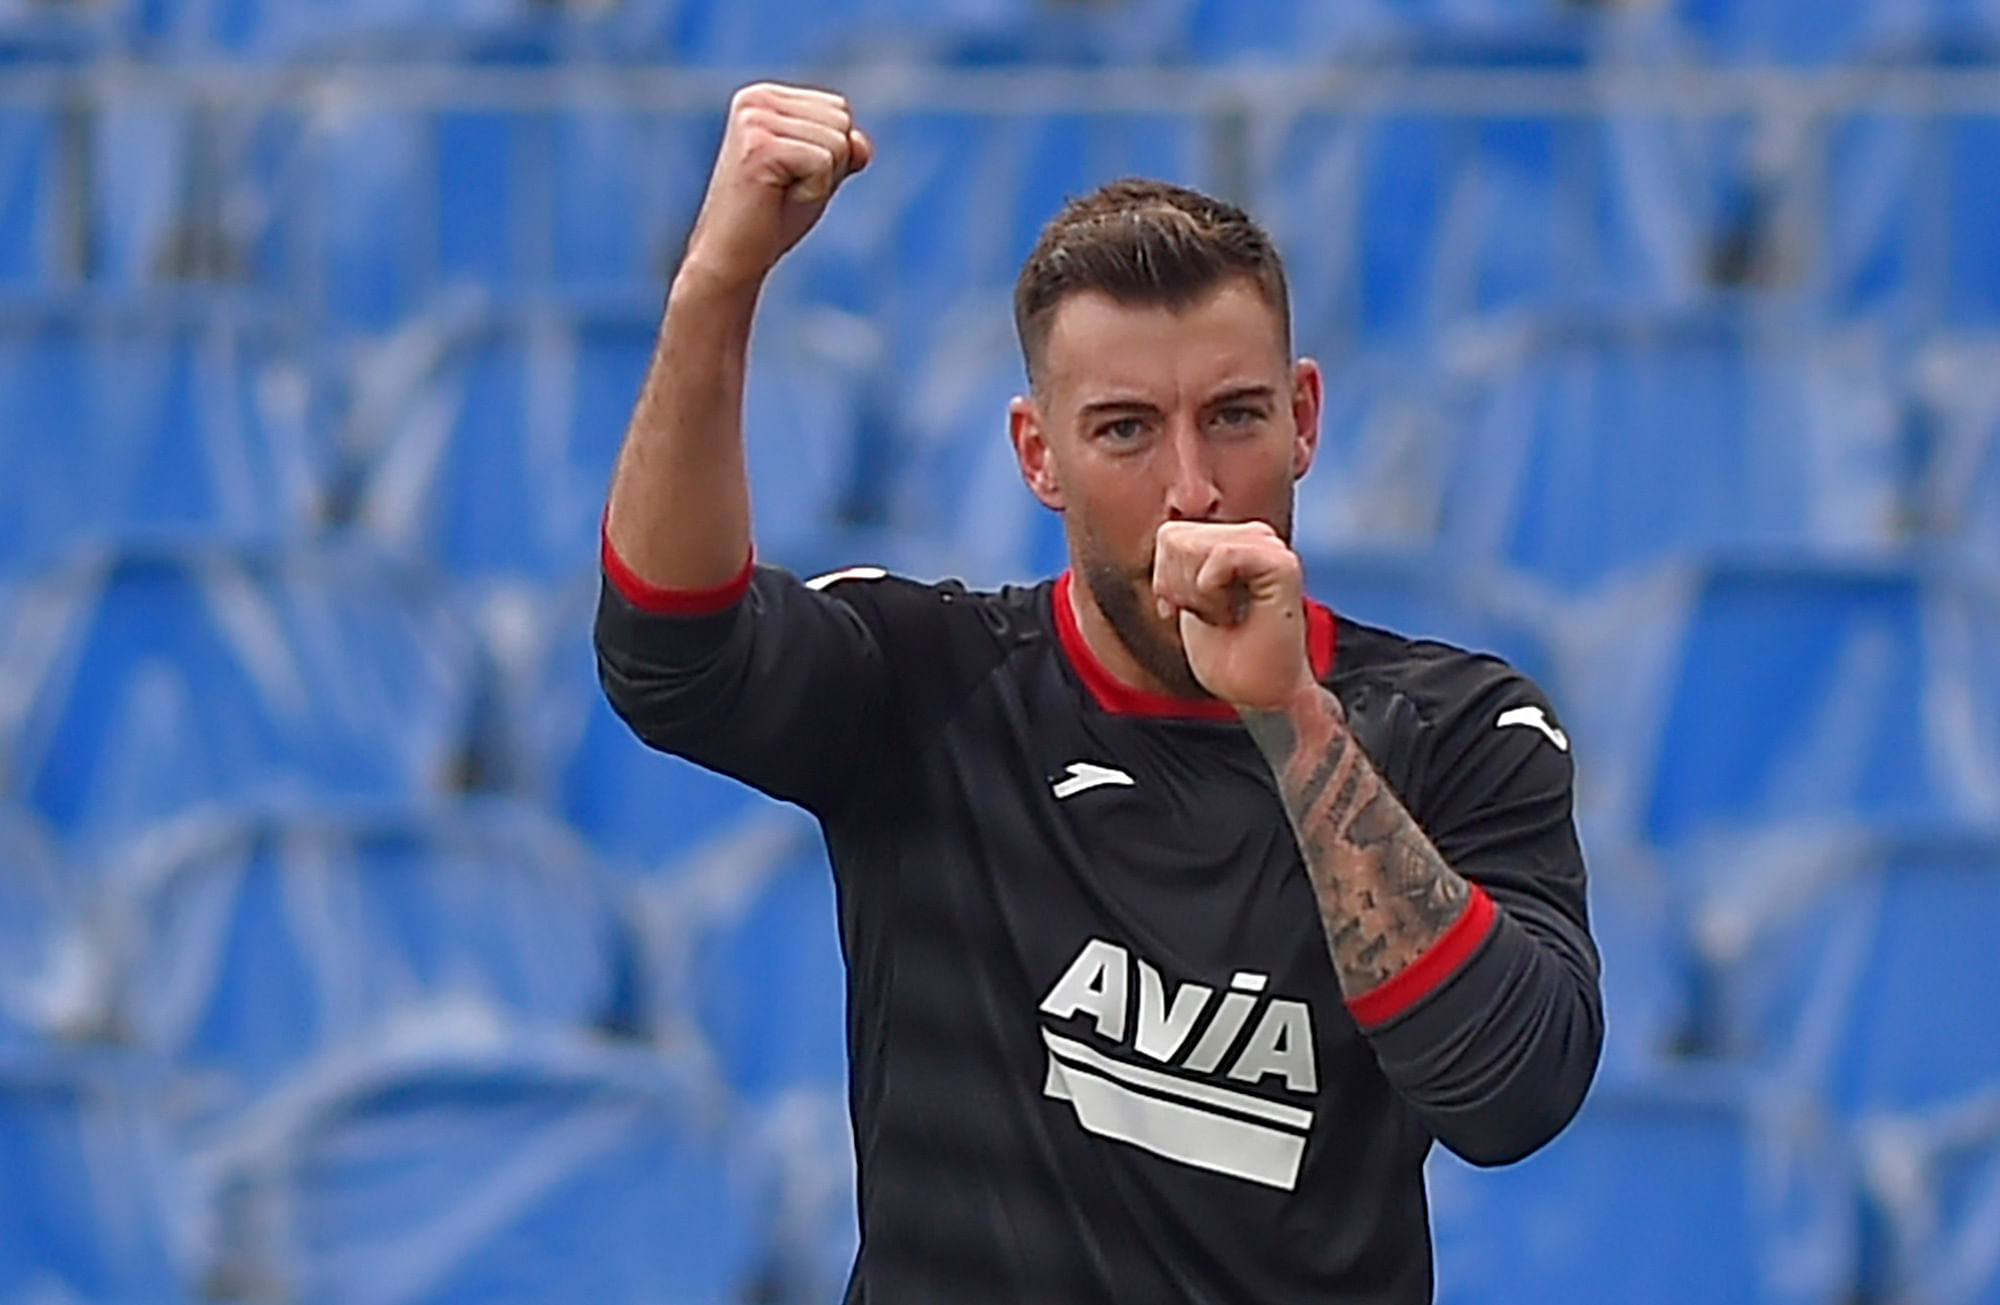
1078 551 1211 701
1073 505 1297 704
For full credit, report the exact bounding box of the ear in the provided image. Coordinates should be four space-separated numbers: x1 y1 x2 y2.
1288 357 1324 483
1010 394 1065 511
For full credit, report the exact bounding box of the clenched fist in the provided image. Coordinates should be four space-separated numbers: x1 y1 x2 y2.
678 83 872 294
1152 521 1316 712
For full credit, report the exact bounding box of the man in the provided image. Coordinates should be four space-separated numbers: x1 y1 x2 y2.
597 83 1601 1304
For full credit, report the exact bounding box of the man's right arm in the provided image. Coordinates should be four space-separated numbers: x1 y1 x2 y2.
596 84 884 816
602 82 871 592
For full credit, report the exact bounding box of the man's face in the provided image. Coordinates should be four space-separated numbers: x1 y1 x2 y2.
1010 277 1323 697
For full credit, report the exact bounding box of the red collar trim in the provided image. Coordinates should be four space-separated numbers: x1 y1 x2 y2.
1051 571 1339 721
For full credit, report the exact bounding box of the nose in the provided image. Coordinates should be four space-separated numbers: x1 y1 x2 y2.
1162 421 1223 522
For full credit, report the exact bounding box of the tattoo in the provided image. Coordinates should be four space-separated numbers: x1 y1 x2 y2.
1243 689 1474 999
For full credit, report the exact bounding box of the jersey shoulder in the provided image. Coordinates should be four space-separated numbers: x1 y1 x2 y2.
1329 616 1569 771
801 563 1054 693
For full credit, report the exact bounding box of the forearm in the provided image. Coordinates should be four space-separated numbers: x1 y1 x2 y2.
602 268 760 592
1243 683 1601 1164
1241 685 1474 999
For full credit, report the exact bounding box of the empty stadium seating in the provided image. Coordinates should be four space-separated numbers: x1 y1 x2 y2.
0 806 75 1047
0 298 326 574
1 2 1999 1302
1638 560 2000 848
1691 828 2000 1114
1428 1070 1857 1305
92 799 633 1110
0 1049 190 1304
0 540 480 848
1437 312 1903 590
193 1031 764 1305
685 837 849 1102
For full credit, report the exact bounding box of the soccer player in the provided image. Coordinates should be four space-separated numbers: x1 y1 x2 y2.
596 83 1602 1304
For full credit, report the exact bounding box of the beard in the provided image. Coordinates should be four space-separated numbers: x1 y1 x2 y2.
1078 551 1211 701
1071 503 1297 703
1080 552 1200 704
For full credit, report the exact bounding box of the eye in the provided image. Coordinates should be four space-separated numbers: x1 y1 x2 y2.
1212 405 1267 432
1098 416 1148 444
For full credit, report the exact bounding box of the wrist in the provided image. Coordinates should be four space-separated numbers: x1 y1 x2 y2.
1239 678 1344 772
668 255 768 311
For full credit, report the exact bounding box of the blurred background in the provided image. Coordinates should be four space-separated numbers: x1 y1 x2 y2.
0 0 1998 1302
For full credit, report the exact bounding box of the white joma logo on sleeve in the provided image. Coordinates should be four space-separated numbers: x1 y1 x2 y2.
1496 705 1569 752
1051 762 1136 799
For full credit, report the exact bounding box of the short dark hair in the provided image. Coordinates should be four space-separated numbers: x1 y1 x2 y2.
1012 178 1292 386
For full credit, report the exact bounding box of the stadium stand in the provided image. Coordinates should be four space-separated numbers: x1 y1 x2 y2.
0 298 326 575
1436 312 1903 590
88 798 634 1113
1428 1069 1858 1305
0 806 82 1048
1637 559 2000 848
0 540 480 850
0 1049 191 1305
0 2 1998 1300
191 1030 763 1305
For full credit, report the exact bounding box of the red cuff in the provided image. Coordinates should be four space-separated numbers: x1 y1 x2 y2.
1345 885 1498 1028
600 520 752 617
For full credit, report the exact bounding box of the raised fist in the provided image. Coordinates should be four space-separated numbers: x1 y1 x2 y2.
679 82 872 293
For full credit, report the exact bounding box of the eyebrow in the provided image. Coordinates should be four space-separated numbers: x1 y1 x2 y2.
1077 397 1161 421
1207 385 1279 409
1075 385 1279 421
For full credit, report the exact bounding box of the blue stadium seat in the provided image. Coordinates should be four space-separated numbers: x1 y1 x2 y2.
95 799 631 1108
1674 0 2000 63
550 109 720 290
1859 1093 2000 1305
350 302 644 579
1297 547 1558 688
127 0 550 61
1255 110 1703 356
482 571 789 869
0 806 74 1048
867 109 1206 372
0 540 479 848
1641 561 1998 848
1582 826 1697 1084
295 110 431 328
349 293 868 581
686 836 849 1103
1908 335 2000 562
1437 313 1902 590
195 1032 763 1305
0 109 57 286
0 1049 191 1304
1428 1071 1856 1305
1822 112 2000 330
1697 829 2000 1115
0 298 327 574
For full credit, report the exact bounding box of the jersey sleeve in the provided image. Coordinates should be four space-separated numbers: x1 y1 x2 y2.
593 539 893 818
1351 665 1604 1167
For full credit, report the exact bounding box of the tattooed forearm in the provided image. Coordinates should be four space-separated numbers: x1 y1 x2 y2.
1242 687 1474 997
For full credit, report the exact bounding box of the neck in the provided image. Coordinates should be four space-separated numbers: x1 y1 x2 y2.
1064 568 1191 701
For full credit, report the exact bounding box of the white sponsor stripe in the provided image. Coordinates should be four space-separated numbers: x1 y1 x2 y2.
1044 1054 1307 1191
805 566 888 592
1042 1030 1313 1131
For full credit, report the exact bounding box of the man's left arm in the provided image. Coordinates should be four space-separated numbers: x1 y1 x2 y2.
1154 521 1603 1167
1243 678 1601 1167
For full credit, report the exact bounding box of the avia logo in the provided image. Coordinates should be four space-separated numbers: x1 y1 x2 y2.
1038 938 1317 1190
1051 762 1137 800
1496 704 1569 753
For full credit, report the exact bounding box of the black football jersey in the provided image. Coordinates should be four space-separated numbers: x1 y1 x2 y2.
595 551 1603 1305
